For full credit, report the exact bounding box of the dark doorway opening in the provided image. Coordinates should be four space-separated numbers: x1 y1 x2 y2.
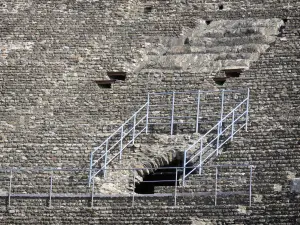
134 157 195 194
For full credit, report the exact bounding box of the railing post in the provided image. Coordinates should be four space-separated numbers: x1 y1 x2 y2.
196 90 201 133
132 113 136 145
249 165 253 207
231 110 235 141
8 169 12 208
104 140 108 178
91 175 95 208
174 168 178 206
245 88 250 131
182 151 187 186
216 121 220 156
215 166 218 206
49 170 53 208
199 139 203 175
146 93 150 134
120 125 123 161
171 91 175 135
132 169 135 207
220 89 225 133
88 152 93 187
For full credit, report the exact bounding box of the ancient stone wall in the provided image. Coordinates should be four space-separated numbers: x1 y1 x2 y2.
0 0 299 224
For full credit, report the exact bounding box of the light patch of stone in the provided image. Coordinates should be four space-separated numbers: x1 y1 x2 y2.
0 189 7 196
273 183 282 192
253 194 263 203
134 18 283 75
190 217 217 225
0 42 34 59
286 171 296 180
0 1 33 13
237 205 247 214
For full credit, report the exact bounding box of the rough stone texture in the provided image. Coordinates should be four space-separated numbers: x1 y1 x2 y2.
0 0 299 224
140 18 283 73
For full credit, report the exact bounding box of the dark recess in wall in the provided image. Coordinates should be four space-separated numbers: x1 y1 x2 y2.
184 38 190 45
213 77 226 86
135 158 195 194
224 69 242 78
218 4 224 10
213 69 242 85
107 72 127 81
278 19 288 37
94 80 115 88
144 6 153 14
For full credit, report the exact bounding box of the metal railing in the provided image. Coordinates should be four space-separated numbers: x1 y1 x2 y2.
0 164 254 208
147 89 248 134
89 89 249 186
182 89 250 184
89 102 148 185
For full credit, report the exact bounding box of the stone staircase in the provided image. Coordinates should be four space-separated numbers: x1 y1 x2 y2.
139 18 282 78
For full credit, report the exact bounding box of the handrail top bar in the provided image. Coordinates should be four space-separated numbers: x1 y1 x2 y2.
220 98 248 121
92 102 148 154
185 97 248 152
0 164 253 173
149 89 248 95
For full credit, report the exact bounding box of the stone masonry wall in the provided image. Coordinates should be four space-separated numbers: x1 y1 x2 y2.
0 0 298 168
0 0 299 224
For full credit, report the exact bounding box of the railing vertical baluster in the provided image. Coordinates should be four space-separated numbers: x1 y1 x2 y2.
174 168 178 206
183 151 187 186
231 110 235 141
120 126 123 161
132 113 136 145
245 88 250 131
249 165 253 207
91 175 95 208
49 170 53 208
196 90 201 133
171 92 175 135
132 169 135 207
215 166 218 206
220 89 225 133
104 140 108 178
88 152 93 187
8 169 12 207
217 89 225 155
216 122 220 156
146 93 150 134
199 139 203 175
